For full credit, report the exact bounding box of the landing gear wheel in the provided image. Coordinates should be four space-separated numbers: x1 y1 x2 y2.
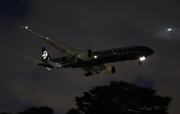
138 62 142 65
84 72 93 77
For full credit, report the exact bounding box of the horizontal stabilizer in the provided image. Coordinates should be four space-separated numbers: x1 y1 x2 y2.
24 55 53 69
24 55 42 63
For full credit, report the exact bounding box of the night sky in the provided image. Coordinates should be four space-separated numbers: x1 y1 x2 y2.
0 0 180 114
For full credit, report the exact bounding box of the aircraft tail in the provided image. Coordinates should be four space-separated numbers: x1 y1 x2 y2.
42 47 51 62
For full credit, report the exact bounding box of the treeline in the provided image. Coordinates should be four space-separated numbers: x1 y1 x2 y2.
0 106 53 114
1 81 172 114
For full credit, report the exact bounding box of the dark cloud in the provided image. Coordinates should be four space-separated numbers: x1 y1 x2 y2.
0 0 31 18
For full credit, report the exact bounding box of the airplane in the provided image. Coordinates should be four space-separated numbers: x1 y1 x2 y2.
21 26 154 76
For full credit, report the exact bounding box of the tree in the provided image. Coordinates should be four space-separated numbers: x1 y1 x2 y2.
0 106 53 114
0 112 12 114
18 106 54 114
66 81 172 114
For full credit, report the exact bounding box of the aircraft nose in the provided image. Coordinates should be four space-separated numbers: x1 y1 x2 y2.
146 47 154 56
151 49 154 54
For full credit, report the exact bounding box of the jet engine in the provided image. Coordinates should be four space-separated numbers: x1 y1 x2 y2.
101 66 116 74
77 49 93 61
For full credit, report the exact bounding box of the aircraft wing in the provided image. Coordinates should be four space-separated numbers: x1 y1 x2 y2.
22 26 80 55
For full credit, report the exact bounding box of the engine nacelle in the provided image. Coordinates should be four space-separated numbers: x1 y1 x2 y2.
77 49 93 61
101 66 116 74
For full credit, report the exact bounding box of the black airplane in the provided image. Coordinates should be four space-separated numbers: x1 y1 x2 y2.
22 26 154 76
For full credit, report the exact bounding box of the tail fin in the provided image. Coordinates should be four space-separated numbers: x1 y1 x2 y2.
42 47 51 62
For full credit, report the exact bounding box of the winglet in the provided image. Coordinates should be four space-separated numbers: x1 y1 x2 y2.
20 25 48 39
20 26 29 29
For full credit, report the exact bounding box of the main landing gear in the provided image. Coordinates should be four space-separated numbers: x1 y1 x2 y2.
84 72 93 77
138 62 142 65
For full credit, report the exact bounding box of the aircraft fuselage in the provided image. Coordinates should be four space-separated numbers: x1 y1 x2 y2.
48 46 154 68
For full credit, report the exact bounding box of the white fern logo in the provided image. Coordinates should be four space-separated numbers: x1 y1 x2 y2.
42 51 48 60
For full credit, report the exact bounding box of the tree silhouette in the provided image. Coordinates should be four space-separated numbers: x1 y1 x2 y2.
0 112 12 114
66 81 172 114
18 106 54 114
0 106 53 114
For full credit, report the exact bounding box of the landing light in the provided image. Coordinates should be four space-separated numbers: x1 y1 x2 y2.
94 55 98 59
167 28 172 32
139 56 145 61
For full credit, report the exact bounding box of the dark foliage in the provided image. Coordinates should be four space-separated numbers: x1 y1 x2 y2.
0 106 54 114
18 106 54 114
0 112 12 114
66 81 172 114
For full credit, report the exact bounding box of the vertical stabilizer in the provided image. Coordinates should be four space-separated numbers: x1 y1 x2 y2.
42 47 51 62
